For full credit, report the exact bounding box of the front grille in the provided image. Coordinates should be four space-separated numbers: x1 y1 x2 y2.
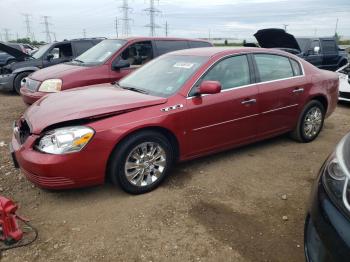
340 92 350 99
25 78 41 92
15 119 31 144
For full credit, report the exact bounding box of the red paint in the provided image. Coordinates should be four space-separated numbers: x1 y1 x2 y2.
12 47 339 189
20 37 212 104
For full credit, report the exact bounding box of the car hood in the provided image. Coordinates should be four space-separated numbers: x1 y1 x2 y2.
25 85 168 134
254 28 301 52
0 42 30 59
30 63 88 81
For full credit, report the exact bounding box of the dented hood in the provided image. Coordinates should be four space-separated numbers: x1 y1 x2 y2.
254 28 301 52
25 84 167 134
0 42 30 59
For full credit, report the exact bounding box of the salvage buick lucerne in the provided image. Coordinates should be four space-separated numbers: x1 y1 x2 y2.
10 47 339 194
305 132 350 261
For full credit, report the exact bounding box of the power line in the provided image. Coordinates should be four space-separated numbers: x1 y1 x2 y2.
22 13 34 40
41 16 53 43
144 0 161 37
119 0 133 36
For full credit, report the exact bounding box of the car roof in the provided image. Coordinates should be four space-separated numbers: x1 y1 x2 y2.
110 36 211 43
166 47 290 58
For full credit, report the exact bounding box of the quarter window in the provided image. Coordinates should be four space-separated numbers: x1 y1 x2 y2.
155 40 190 55
254 54 294 82
290 59 302 76
201 55 251 90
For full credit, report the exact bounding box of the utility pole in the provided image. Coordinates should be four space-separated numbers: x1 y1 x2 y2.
119 0 132 37
165 21 168 37
3 29 10 42
144 0 161 37
83 29 87 38
115 17 119 38
22 13 33 40
283 24 288 32
52 32 57 42
16 32 19 40
41 16 52 43
208 29 211 41
334 18 339 36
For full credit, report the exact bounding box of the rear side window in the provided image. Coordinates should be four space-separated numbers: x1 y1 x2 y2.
74 41 95 56
322 40 337 54
155 40 190 55
254 54 294 82
290 59 302 76
190 41 212 48
201 55 251 90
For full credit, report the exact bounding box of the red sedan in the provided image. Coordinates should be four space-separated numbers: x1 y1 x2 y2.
10 47 339 194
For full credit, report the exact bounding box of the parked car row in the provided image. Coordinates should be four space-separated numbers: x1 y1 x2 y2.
2 35 348 261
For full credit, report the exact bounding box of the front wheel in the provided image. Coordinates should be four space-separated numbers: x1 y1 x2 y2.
108 130 174 194
290 100 325 143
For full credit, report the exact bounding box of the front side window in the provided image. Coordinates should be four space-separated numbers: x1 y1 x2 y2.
120 41 153 67
322 40 337 54
48 43 73 60
119 55 207 97
254 54 294 82
201 55 251 90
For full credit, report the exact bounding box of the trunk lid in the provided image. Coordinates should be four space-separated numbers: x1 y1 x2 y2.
254 28 301 52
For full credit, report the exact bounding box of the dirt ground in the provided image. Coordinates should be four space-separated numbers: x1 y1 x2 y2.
0 90 349 262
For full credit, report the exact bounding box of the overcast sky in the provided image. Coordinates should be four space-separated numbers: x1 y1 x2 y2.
0 0 349 42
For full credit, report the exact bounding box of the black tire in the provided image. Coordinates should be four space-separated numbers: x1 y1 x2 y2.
290 100 325 143
14 72 30 94
108 130 174 194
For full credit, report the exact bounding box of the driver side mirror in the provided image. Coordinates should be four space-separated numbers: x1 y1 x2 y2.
112 59 130 70
46 54 54 61
197 81 222 95
313 46 320 55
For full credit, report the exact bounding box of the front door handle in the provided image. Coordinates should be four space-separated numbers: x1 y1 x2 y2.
293 88 304 94
241 98 257 105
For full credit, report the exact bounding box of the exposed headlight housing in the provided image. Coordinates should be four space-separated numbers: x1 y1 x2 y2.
322 133 350 211
36 126 94 154
38 79 62 93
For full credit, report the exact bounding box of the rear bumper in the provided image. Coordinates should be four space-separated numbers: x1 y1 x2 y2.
0 73 14 91
304 165 350 261
20 87 46 105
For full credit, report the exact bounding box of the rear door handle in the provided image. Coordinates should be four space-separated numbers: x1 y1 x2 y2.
293 88 304 93
241 98 257 105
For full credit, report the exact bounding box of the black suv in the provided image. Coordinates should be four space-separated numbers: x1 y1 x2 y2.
0 38 103 93
253 28 348 71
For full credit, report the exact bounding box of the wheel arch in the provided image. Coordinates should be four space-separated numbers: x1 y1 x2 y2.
105 125 180 180
309 95 328 113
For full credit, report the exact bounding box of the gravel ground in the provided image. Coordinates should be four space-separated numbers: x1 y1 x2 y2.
0 90 349 262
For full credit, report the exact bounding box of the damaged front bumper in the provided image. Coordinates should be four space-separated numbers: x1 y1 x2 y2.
0 73 15 91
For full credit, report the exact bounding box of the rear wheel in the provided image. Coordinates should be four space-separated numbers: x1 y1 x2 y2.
14 72 30 94
290 100 325 143
108 130 174 194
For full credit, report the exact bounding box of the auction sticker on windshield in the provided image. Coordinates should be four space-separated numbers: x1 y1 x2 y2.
173 62 195 69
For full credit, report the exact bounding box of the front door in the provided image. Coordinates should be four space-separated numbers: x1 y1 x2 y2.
184 55 259 157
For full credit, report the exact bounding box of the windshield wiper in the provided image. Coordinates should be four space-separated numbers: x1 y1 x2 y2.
73 59 84 64
117 84 148 94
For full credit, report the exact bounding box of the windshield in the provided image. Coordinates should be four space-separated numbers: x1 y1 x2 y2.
119 55 208 97
32 44 52 59
71 39 126 65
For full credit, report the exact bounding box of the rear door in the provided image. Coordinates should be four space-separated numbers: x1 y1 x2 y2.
320 39 339 70
185 55 259 156
253 53 305 137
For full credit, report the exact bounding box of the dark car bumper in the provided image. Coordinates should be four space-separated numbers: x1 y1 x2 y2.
339 91 350 102
305 165 350 262
0 73 15 91
20 87 46 105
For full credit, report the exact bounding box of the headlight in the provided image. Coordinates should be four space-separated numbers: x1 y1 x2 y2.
36 126 94 154
38 79 62 93
322 133 350 210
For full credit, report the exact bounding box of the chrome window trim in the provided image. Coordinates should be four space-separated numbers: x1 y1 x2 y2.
186 52 305 99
